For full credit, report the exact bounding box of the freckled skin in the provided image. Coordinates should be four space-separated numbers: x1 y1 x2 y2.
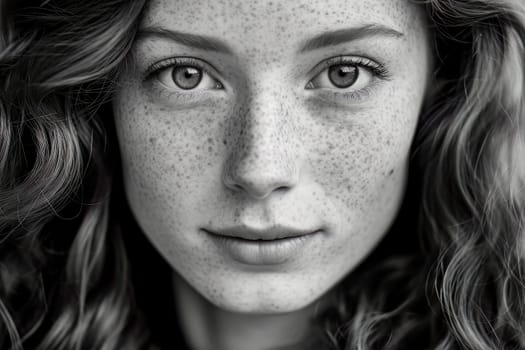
113 0 431 315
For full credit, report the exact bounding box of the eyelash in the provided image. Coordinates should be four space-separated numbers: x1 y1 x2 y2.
143 55 391 103
306 55 391 103
144 57 218 81
312 55 391 80
143 57 224 105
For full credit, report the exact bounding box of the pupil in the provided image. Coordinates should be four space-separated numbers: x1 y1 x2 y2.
173 66 203 90
328 64 358 88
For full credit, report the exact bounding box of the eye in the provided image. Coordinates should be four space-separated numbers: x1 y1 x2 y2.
157 65 222 90
306 57 388 92
149 58 223 91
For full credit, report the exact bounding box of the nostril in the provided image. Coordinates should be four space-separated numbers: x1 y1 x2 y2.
232 183 244 192
275 185 290 192
224 176 294 199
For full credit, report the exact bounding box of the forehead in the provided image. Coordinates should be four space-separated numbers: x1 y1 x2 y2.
141 0 425 45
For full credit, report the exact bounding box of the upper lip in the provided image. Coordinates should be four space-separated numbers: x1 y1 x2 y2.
204 225 319 241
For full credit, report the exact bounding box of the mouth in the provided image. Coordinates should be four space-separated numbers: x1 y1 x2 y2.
203 225 323 265
203 225 320 241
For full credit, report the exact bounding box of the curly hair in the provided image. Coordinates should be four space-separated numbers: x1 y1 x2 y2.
0 1 149 349
320 1 525 349
0 0 524 349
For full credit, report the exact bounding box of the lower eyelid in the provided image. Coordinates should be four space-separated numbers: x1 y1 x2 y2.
144 77 227 106
308 82 380 104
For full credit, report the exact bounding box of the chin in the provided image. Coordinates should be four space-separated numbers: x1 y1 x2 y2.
197 276 329 314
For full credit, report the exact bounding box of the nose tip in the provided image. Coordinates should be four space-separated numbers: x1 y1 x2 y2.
222 125 300 199
222 159 297 199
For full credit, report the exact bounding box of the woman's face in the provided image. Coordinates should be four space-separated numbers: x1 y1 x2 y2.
113 0 431 313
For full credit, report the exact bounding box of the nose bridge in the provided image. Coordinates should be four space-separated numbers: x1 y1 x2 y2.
240 83 289 159
222 79 299 199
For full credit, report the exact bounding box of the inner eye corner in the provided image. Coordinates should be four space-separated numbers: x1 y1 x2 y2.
304 78 315 89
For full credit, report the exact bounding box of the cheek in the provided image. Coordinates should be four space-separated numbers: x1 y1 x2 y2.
112 88 233 229
295 99 419 280
303 103 417 215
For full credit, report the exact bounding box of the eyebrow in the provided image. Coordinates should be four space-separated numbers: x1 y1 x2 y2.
136 27 233 54
136 24 404 54
299 24 404 52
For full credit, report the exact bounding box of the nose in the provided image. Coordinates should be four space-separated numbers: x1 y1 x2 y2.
222 89 300 200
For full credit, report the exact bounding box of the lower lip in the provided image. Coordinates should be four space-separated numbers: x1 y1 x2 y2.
207 231 320 265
